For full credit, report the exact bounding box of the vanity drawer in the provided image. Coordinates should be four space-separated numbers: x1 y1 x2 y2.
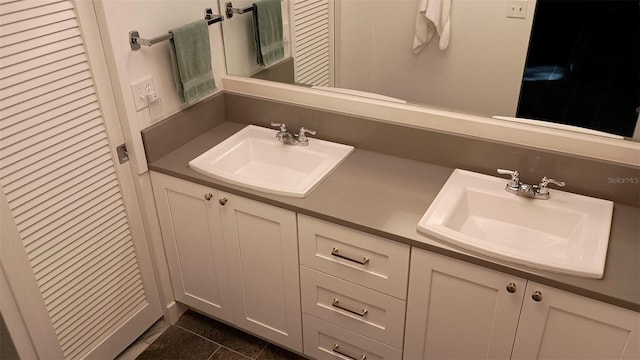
302 314 402 360
300 266 406 348
298 214 410 299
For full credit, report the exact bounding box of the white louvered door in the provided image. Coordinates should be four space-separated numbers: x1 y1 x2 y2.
0 1 161 359
291 0 333 86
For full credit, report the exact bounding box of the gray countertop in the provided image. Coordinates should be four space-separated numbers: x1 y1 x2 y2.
148 121 640 312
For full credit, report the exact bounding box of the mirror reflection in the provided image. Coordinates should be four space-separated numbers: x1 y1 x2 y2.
220 0 639 139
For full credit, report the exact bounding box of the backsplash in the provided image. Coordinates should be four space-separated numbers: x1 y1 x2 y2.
142 93 639 207
142 93 226 163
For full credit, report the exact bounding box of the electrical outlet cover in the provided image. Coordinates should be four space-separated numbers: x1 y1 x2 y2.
507 0 527 19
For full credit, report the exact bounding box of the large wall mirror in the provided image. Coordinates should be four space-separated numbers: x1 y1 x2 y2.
220 0 639 139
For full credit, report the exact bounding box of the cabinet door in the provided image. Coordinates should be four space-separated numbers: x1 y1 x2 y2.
404 248 526 359
512 282 640 360
151 172 233 322
219 192 302 352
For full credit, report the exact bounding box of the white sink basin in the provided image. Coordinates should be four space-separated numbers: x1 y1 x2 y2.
417 169 613 278
189 125 354 197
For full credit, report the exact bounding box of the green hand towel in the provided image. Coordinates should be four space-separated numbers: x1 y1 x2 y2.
253 0 285 66
169 20 216 104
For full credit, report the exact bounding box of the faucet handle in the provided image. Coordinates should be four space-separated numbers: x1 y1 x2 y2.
297 127 316 142
497 169 520 189
271 122 287 132
538 177 565 195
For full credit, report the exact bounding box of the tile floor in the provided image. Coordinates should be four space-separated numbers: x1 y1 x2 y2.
117 310 308 360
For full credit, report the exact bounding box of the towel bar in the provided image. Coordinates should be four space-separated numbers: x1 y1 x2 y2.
225 1 255 19
129 8 223 51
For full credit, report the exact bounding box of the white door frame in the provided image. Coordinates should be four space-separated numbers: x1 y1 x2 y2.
80 0 181 323
72 1 162 310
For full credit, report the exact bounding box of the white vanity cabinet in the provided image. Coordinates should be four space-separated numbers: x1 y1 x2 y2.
298 214 410 359
512 282 640 360
151 172 638 360
404 248 526 360
405 248 640 360
218 190 302 352
151 171 234 322
150 172 302 352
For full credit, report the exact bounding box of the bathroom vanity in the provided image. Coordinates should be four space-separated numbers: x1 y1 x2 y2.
145 104 639 359
152 171 303 350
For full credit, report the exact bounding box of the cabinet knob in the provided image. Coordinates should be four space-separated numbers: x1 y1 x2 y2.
204 193 213 201
506 282 517 293
532 290 543 302
219 197 228 205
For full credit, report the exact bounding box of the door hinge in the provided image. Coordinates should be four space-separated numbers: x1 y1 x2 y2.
116 144 129 164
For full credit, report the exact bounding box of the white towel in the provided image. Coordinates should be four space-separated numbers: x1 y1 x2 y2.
413 0 451 53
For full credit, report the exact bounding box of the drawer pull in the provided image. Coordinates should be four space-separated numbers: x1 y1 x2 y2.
332 344 367 360
331 247 369 265
331 298 368 317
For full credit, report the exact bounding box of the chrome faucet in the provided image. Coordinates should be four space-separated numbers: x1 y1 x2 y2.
270 122 316 146
497 169 565 200
271 122 291 143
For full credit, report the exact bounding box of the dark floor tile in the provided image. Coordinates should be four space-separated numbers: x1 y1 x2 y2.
136 326 219 360
256 343 307 360
176 311 267 358
210 347 253 360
